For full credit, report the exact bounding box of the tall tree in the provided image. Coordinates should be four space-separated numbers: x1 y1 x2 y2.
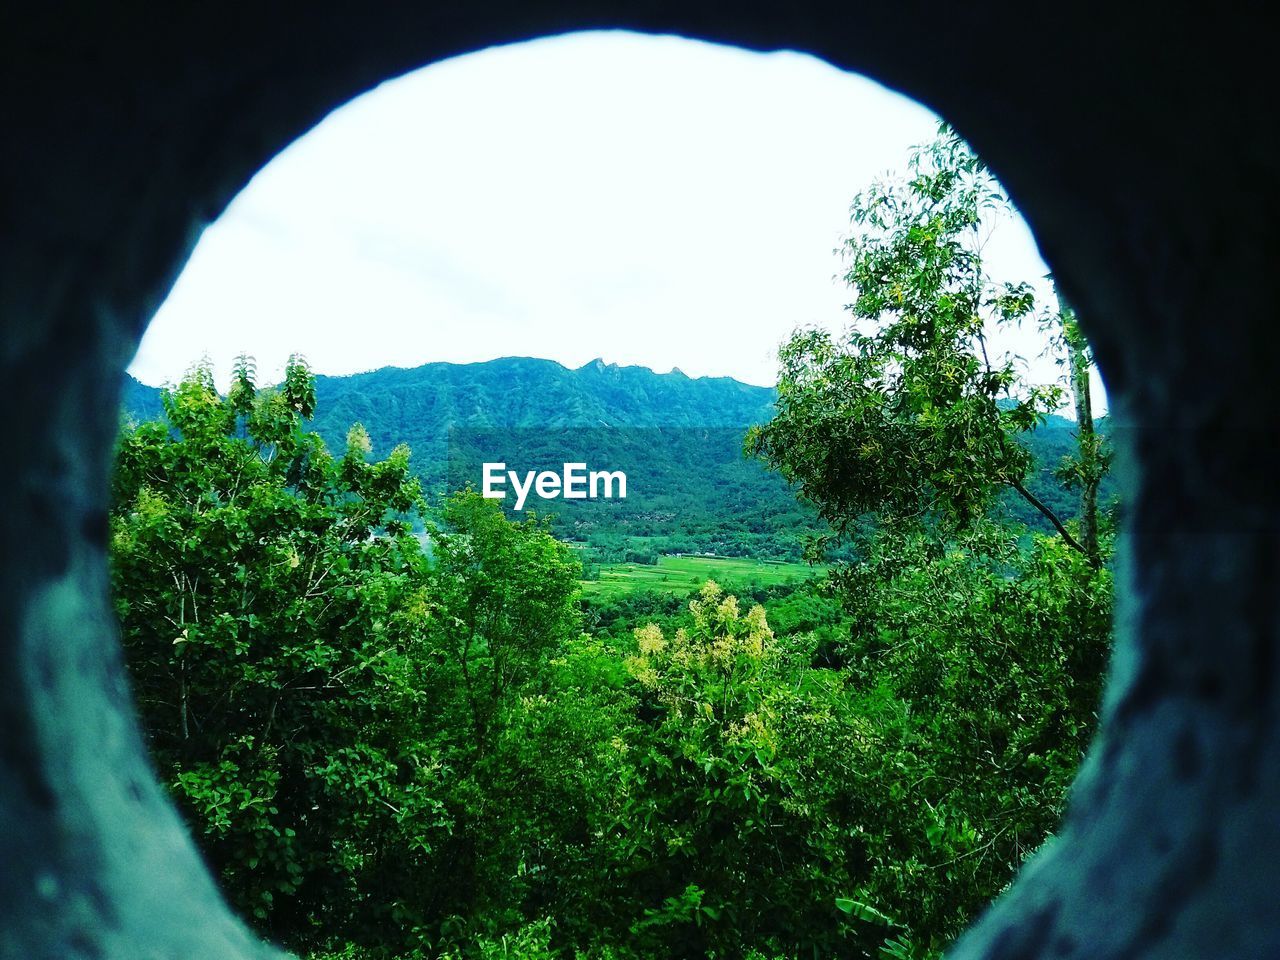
111 356 447 944
748 130 1100 563
1049 291 1108 566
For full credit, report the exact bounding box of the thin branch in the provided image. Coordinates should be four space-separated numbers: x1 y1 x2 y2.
1008 477 1094 565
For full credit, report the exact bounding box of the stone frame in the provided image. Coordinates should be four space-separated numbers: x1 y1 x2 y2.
3 5 1277 958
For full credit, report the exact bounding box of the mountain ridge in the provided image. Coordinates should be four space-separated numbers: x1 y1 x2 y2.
120 356 1103 560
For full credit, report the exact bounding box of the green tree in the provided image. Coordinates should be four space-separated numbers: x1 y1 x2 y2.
748 131 1099 562
831 523 1112 954
617 582 876 958
425 492 583 755
405 492 621 948
115 365 612 956
743 132 1116 957
111 356 449 947
1046 292 1110 566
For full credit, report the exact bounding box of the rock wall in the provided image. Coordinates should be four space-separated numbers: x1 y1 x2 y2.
2 4 1277 957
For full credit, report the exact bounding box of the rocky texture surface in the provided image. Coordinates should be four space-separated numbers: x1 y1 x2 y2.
2 4 1278 958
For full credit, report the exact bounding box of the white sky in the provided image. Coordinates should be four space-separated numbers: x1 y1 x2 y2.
132 30 1085 401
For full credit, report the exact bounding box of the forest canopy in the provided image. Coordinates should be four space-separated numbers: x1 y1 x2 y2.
110 133 1114 960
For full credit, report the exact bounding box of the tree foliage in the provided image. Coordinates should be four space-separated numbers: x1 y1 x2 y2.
747 132 1093 556
113 356 444 938
111 133 1114 960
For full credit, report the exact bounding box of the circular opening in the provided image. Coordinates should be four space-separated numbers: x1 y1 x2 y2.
114 31 1115 960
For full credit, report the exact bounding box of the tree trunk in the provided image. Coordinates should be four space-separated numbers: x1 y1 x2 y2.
1058 290 1101 567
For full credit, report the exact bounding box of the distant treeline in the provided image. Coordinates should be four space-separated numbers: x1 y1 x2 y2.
122 357 1114 563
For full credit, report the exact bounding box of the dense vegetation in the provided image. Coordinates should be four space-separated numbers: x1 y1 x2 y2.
123 360 1113 565
111 132 1114 959
580 555 824 599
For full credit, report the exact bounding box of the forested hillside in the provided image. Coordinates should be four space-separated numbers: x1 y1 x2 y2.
122 358 1111 561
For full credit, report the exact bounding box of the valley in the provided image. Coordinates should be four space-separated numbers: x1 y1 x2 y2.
122 355 1111 568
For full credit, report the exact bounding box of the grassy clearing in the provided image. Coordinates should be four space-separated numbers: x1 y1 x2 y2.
582 554 826 598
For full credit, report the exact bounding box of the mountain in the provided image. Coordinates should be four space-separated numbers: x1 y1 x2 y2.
306 356 776 464
120 357 1112 560
121 359 816 559
122 374 166 424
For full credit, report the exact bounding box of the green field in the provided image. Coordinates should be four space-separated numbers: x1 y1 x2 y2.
582 554 826 598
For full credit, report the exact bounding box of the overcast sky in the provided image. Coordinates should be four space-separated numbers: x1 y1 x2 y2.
131 30 1076 398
